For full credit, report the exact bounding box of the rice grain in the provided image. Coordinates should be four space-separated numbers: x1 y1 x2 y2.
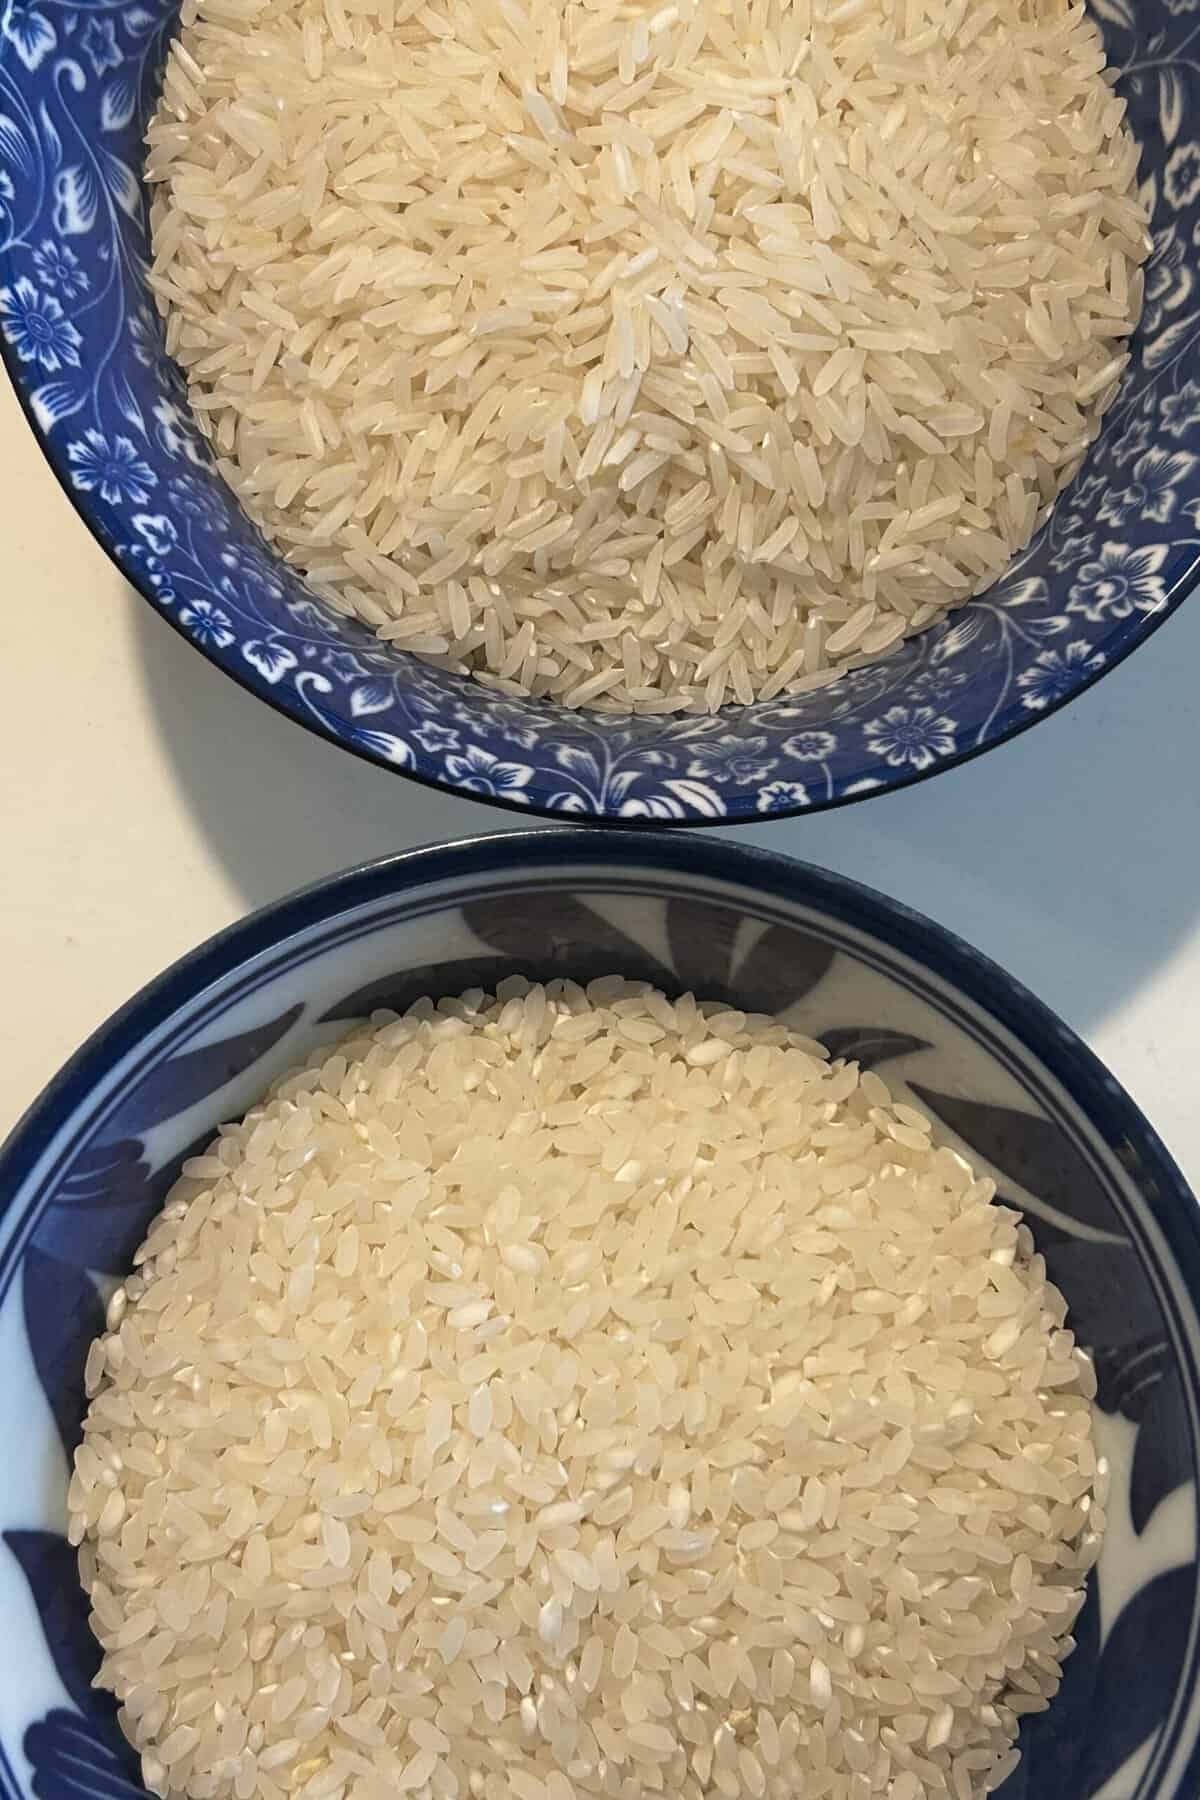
145 0 1148 713
72 980 1102 1800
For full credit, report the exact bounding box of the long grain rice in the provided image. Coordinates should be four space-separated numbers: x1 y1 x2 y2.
145 0 1149 712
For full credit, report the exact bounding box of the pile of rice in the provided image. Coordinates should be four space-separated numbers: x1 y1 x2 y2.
145 0 1149 713
70 980 1104 1800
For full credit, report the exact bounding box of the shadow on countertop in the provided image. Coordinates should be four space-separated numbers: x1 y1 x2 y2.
127 591 516 900
131 586 1200 1032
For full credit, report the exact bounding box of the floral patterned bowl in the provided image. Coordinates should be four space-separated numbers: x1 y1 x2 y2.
0 6 1196 819
0 832 1196 1800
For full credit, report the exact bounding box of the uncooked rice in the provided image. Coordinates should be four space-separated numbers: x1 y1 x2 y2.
70 980 1105 1800
145 0 1150 712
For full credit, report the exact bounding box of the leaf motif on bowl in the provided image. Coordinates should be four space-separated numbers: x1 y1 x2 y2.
1032 1236 1167 1413
463 893 674 991
15 1004 305 1470
318 957 530 1024
993 1580 1101 1799
4 1534 117 1724
24 1709 146 1800
95 1003 302 1143
664 899 744 1000
32 1136 174 1280
818 1027 931 1070
1080 1565 1197 1796
907 1087 1124 1239
22 1251 105 1456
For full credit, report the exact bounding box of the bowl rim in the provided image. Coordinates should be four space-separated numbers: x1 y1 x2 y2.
1 827 1199 1798
2 827 1193 1219
2 346 1194 830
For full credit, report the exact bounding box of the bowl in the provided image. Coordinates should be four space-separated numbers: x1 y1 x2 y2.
0 5 1197 822
0 831 1196 1799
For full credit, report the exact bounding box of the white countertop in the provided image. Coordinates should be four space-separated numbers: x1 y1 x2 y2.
2 367 1198 1193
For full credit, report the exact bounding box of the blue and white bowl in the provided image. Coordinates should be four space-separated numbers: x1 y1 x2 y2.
0 2 1198 820
0 832 1196 1799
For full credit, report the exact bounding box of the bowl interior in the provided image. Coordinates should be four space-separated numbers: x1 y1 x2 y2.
0 2 1198 817
0 837 1196 1800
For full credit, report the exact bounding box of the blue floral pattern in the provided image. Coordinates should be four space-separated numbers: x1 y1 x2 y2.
80 17 120 74
31 237 86 298
66 432 155 507
0 842 1196 1800
176 596 233 646
1067 542 1170 621
441 744 534 803
864 705 959 772
1017 641 1108 710
0 0 1196 823
1098 448 1197 525
0 273 78 369
4 4 57 72
1162 378 1200 435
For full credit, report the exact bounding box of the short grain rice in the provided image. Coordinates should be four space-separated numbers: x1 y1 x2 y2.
71 980 1103 1800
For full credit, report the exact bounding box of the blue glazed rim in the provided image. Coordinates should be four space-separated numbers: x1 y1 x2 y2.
2 829 1193 1201
4 0 1200 824
1 829 1199 1796
1 334 1193 831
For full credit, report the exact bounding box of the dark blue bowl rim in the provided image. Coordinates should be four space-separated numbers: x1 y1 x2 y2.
1 828 1198 1797
1 827 1192 1227
1 339 1192 831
